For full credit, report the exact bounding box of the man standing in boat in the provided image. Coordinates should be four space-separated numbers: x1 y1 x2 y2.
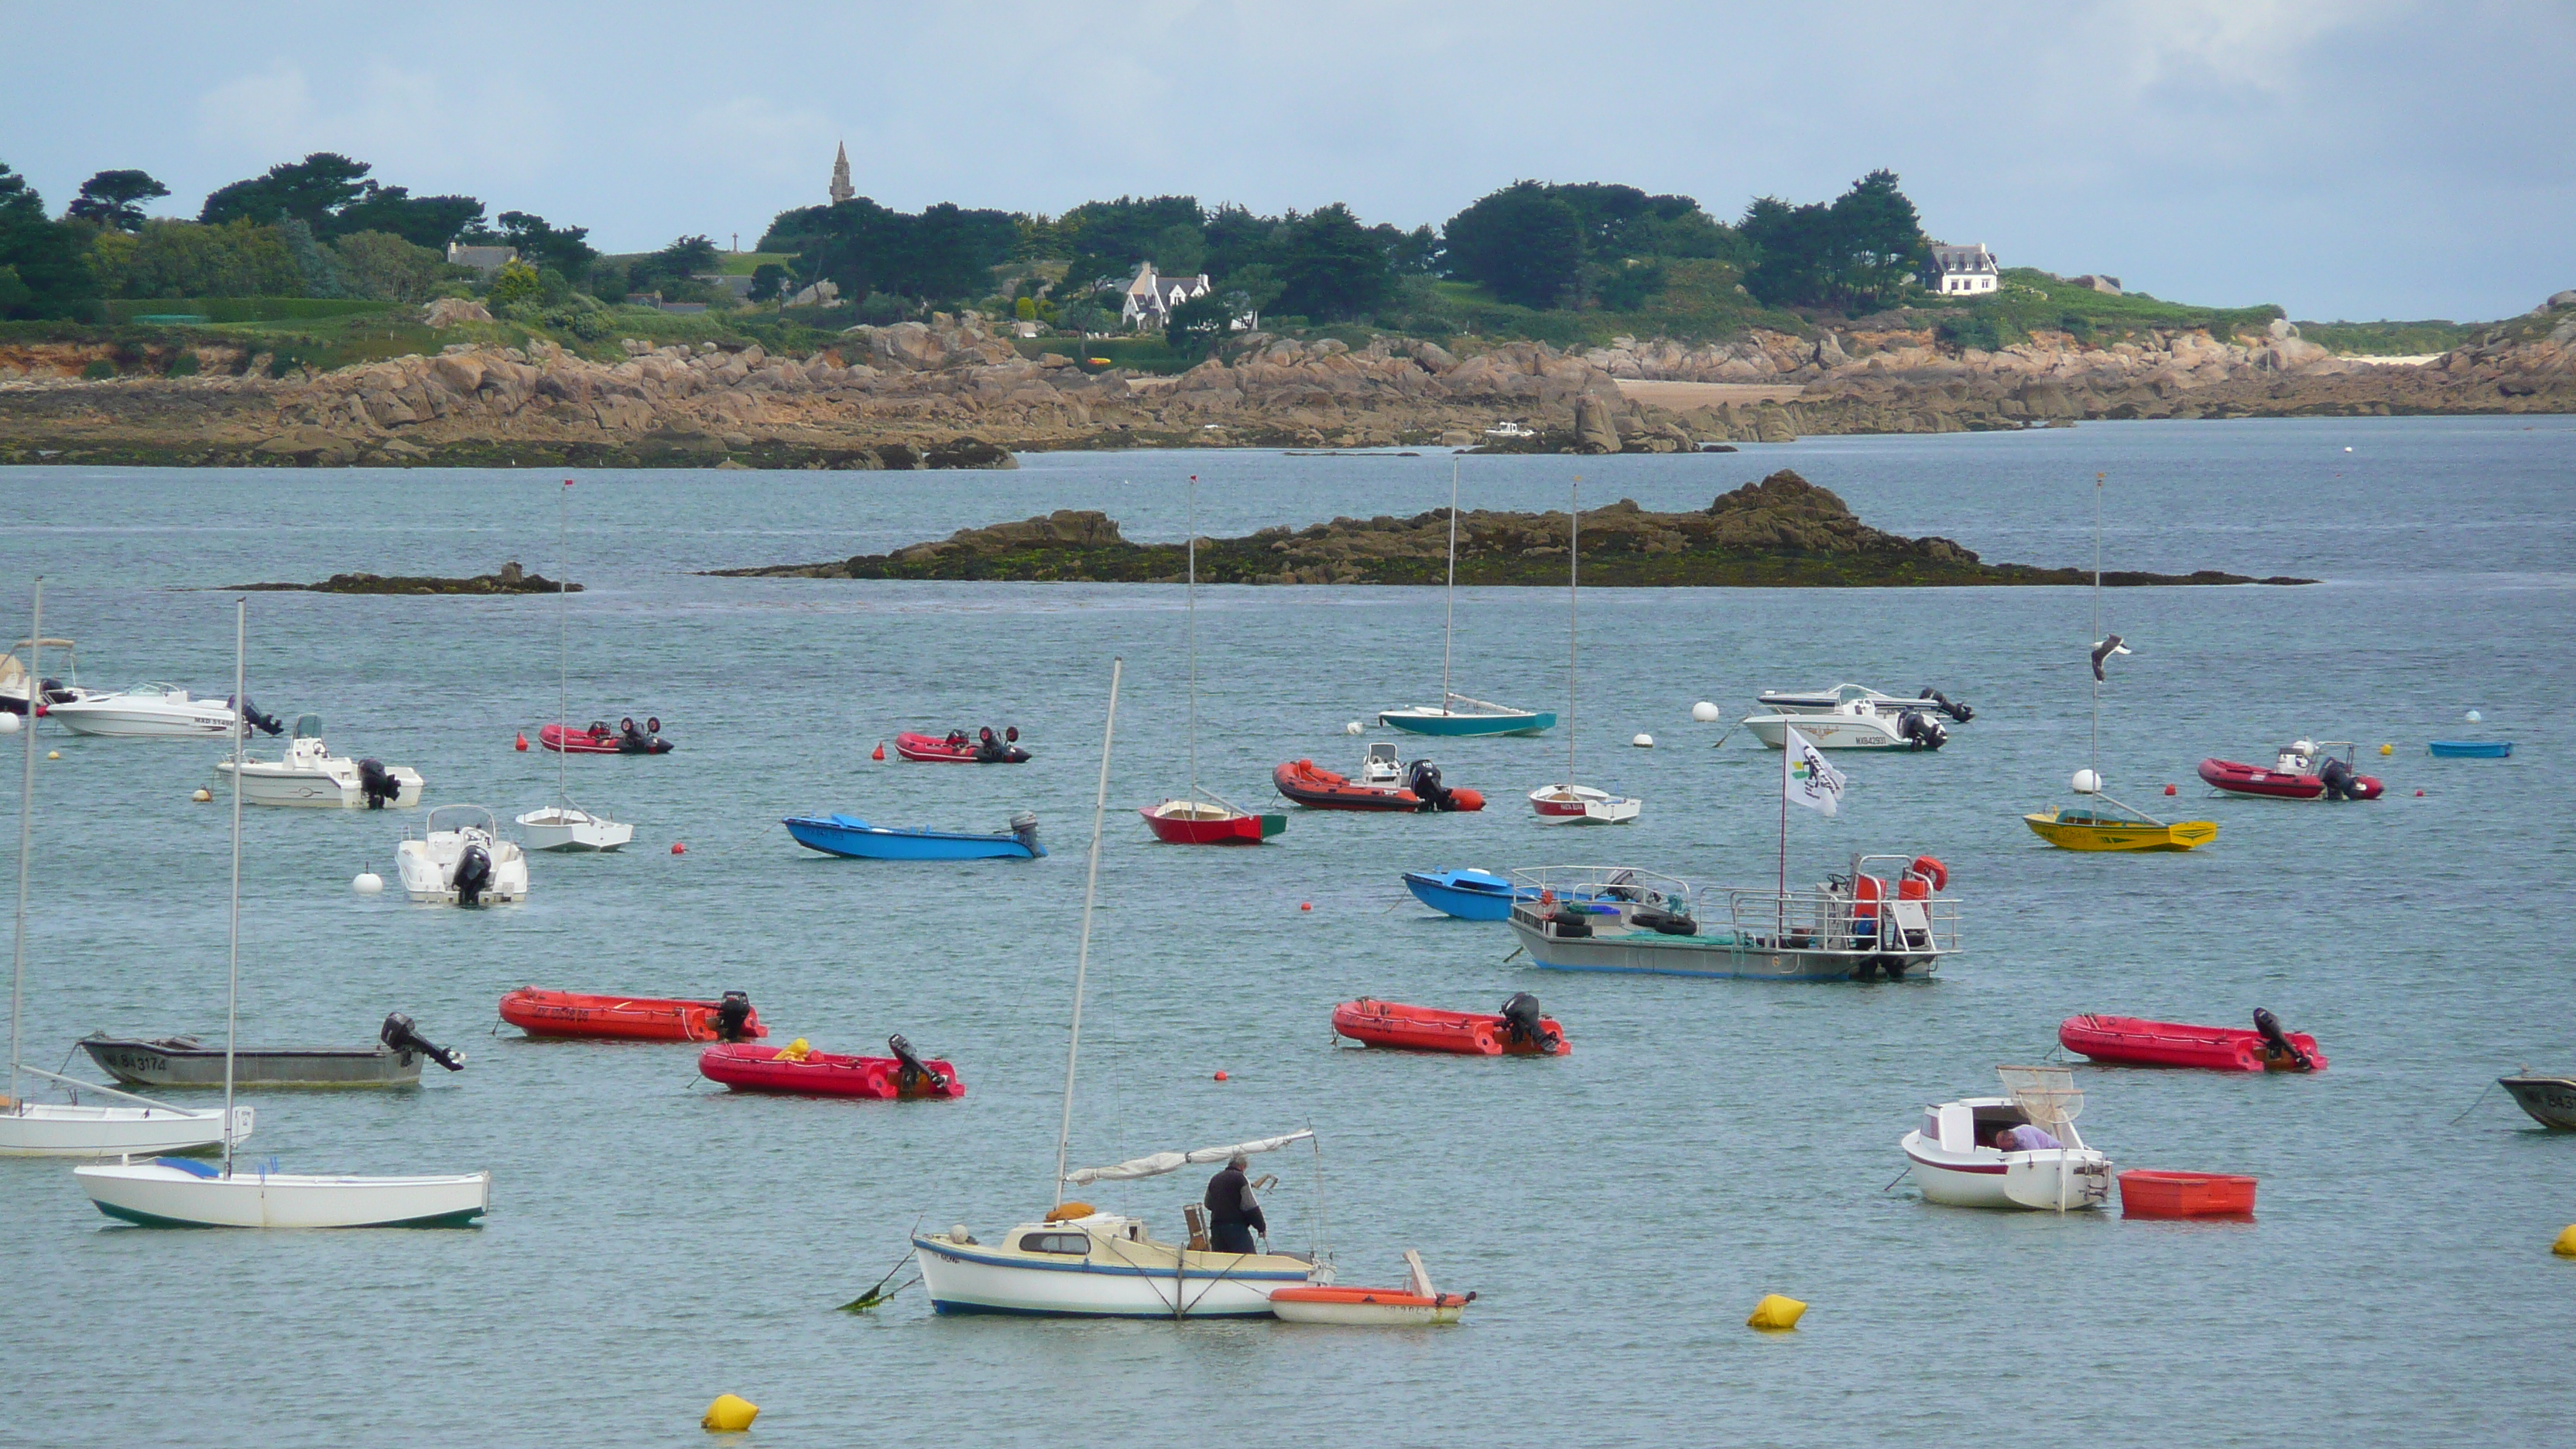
1204 1152 1266 1255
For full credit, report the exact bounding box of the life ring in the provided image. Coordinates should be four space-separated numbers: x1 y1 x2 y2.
1907 855 1948 892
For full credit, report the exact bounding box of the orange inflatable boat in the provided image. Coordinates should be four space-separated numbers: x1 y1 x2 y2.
1331 994 1566 1055
498 987 763 1043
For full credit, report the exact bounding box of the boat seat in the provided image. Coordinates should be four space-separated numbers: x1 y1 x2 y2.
155 1156 222 1177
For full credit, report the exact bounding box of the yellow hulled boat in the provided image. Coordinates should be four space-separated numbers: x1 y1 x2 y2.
2023 804 2217 852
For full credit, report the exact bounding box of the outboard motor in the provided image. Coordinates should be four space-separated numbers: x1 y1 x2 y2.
714 990 755 1043
1497 992 1559 1053
356 758 401 810
2252 1007 2314 1072
453 843 493 906
1919 687 1974 723
37 677 75 706
232 695 285 736
380 1011 465 1071
2318 755 2355 802
1897 711 1948 751
1009 810 1040 855
888 1033 950 1094
1403 759 1452 811
975 727 1003 762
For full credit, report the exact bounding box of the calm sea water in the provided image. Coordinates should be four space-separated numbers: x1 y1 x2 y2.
2 416 2571 1448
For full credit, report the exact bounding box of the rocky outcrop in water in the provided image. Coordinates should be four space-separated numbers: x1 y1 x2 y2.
707 470 2313 587
233 561 578 594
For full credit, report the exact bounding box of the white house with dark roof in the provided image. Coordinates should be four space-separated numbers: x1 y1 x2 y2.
1925 242 1999 296
1118 261 1213 330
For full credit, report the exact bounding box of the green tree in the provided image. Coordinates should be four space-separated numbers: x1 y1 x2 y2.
275 216 345 296
1442 182 1584 307
486 211 597 275
93 218 299 298
200 152 373 228
748 262 791 304
67 170 170 231
0 162 98 318
1217 261 1282 330
486 258 543 312
1163 292 1231 353
1740 170 1929 311
1151 222 1207 277
1270 204 1394 321
331 230 447 302
334 185 484 248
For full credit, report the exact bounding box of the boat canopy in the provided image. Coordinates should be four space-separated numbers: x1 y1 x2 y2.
1064 1129 1313 1186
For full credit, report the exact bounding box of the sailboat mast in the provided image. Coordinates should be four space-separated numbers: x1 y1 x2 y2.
7 579 38 1110
2091 473 2103 786
1440 457 1458 709
1567 478 1579 785
1053 656 1122 1202
1185 476 1198 807
223 599 245 1173
557 479 570 804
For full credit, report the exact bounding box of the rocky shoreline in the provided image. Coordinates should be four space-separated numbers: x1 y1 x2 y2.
1 301 2568 468
707 470 2314 587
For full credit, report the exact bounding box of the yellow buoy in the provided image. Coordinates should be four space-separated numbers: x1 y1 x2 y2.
2554 1225 2576 1258
2379 743 2393 755
1747 1293 1807 1331
193 787 213 802
46 750 60 760
701 1393 759 1432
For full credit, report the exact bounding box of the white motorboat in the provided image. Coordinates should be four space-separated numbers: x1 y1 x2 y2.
396 805 529 903
215 714 423 808
913 659 1338 1318
1899 1066 2113 1211
1527 479 1639 824
47 682 282 738
1756 682 1973 723
1743 697 1948 751
3 588 235 1158
0 635 91 714
72 598 488 1229
73 1158 490 1228
518 478 634 852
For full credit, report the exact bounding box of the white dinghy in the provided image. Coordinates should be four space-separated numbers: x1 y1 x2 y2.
1899 1065 2113 1211
910 658 1335 1317
398 806 529 904
216 714 423 808
518 478 633 851
74 599 490 1230
2 584 235 1159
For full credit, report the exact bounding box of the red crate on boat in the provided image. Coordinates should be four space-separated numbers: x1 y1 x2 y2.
2119 1170 2257 1218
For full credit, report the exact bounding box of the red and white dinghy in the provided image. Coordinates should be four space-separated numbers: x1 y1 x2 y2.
498 987 762 1043
697 1036 965 1098
2058 1010 2324 1073
1331 994 1567 1056
2196 741 2381 800
1271 1251 1472 1325
1140 798 1286 844
896 729 1028 764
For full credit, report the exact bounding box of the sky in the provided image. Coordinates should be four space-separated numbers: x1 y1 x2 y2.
3 0 2568 323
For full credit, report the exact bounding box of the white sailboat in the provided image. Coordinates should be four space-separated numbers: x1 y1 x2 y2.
1379 458 1555 738
519 479 633 851
913 658 1334 1316
1528 480 1639 824
74 599 491 1228
2 583 238 1159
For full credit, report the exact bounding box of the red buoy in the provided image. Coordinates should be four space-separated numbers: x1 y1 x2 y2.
1300 901 1312 911
1213 1070 1228 1081
2415 789 2424 796
670 841 687 855
2163 783 2177 796
871 742 886 761
515 732 529 751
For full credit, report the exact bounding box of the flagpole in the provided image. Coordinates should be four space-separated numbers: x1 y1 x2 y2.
1778 729 1790 906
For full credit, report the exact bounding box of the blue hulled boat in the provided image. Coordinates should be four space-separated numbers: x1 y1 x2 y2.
2427 740 2513 759
1402 867 1534 920
783 812 1046 861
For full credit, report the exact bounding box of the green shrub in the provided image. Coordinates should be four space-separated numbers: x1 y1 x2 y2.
164 349 200 376
80 358 115 379
486 259 543 312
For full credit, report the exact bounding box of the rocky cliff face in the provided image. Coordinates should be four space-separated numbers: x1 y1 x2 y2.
711 470 2312 587
2 299 2570 467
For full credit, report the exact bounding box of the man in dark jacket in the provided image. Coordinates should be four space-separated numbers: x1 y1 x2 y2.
1203 1152 1266 1255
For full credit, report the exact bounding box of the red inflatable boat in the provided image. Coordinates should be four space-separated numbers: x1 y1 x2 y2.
2196 743 2380 800
1332 995 1566 1055
896 729 1029 764
697 1038 965 1098
540 721 675 755
1273 760 1483 812
2058 1012 2324 1072
498 987 763 1043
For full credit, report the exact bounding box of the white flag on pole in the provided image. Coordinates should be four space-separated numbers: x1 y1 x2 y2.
1783 724 1846 817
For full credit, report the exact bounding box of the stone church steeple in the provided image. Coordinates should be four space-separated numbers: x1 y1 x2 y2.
829 142 854 206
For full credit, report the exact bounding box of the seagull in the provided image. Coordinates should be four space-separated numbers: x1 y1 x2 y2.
2091 634 2130 681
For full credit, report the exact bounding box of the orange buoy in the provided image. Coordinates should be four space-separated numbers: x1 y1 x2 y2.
671 841 687 855
2163 783 2177 796
872 741 886 761
515 732 529 751
1213 1070 1228 1081
1300 902 1312 911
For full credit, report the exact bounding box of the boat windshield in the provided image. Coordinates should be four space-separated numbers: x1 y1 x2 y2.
293 714 323 738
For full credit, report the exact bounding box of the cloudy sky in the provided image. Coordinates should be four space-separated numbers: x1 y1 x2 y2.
5 1 2567 321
